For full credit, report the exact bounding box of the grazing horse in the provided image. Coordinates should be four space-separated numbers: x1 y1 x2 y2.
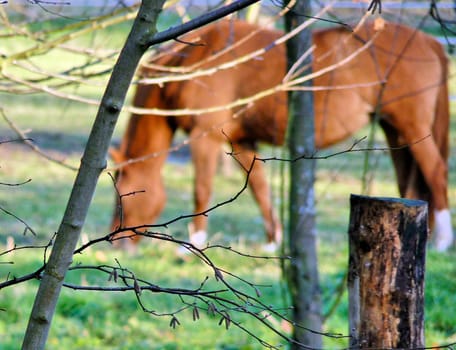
110 19 453 251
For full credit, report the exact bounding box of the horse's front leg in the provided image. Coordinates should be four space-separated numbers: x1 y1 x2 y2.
189 133 222 247
232 144 282 249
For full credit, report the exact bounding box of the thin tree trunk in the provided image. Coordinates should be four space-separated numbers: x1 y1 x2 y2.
285 1 323 348
21 0 262 347
21 2 165 348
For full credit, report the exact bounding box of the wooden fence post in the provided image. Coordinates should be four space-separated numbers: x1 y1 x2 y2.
348 194 428 349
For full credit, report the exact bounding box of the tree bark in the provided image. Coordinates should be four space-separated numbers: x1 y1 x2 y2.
21 2 165 348
285 1 323 348
348 194 427 349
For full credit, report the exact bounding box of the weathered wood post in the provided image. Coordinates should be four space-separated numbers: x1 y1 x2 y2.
348 194 427 349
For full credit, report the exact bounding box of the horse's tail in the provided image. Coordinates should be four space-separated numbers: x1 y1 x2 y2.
431 39 450 162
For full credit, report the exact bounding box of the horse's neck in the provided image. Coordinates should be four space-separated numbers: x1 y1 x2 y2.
123 114 175 160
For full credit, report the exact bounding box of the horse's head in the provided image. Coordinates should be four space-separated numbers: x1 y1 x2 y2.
109 146 166 250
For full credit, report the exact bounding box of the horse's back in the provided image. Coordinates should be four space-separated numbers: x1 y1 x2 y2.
138 19 447 148
312 22 447 147
141 20 288 145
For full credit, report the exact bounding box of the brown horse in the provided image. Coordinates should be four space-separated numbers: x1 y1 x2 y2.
110 19 453 251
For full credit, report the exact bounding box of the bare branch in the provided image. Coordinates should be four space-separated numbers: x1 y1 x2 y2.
0 108 78 171
0 205 37 236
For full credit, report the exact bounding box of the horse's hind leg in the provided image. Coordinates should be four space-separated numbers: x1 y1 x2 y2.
380 120 430 202
232 144 282 248
399 124 453 251
381 121 412 196
189 133 223 247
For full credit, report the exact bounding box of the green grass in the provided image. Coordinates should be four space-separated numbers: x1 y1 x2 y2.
1 98 455 348
1 9 456 349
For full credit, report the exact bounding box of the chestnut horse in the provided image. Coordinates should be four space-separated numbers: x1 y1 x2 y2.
110 20 453 251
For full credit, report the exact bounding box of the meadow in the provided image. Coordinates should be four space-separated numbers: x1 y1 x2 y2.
1 7 456 349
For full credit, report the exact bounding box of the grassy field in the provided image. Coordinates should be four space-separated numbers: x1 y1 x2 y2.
1 8 456 349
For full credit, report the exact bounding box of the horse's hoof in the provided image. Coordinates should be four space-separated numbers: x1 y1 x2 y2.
434 236 453 252
190 230 208 248
434 240 453 252
434 209 454 252
176 244 191 256
262 242 279 253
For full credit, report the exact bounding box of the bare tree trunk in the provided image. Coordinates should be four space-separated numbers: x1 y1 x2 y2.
21 0 263 347
21 1 165 348
348 194 427 349
285 1 323 348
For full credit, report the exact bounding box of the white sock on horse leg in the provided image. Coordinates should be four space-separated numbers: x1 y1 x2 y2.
262 241 278 253
190 230 208 248
434 209 454 252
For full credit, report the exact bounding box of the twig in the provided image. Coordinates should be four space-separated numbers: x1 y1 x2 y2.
0 205 37 236
0 108 78 171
